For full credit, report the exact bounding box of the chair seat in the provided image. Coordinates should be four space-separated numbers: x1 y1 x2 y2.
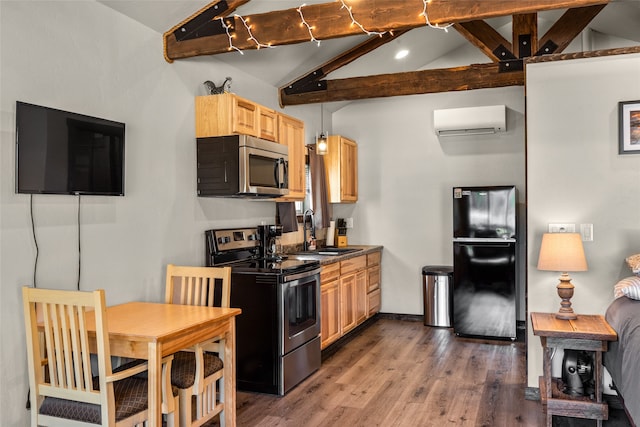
39 376 148 424
171 351 223 389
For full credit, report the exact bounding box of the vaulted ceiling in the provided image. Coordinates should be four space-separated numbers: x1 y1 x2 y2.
101 0 640 107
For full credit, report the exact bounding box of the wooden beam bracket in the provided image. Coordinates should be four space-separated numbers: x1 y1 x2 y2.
283 69 327 95
493 44 517 61
536 40 559 56
499 59 524 72
173 1 231 42
518 34 532 58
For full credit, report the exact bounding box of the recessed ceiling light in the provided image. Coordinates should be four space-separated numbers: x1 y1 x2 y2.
395 49 409 60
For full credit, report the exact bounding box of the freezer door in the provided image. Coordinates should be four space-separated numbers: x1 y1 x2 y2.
453 241 516 339
453 186 516 239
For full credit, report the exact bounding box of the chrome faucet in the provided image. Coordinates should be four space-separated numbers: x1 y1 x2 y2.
303 209 315 251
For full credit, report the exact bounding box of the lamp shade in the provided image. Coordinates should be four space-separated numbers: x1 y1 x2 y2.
537 233 588 272
316 133 328 155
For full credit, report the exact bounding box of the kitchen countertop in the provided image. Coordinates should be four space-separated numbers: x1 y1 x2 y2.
289 245 383 265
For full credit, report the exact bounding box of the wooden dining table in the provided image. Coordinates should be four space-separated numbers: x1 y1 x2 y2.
85 301 241 426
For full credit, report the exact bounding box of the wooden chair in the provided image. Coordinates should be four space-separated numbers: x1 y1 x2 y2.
164 264 232 427
22 287 151 426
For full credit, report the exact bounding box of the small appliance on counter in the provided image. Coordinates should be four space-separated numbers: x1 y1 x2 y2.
336 218 348 247
257 224 283 260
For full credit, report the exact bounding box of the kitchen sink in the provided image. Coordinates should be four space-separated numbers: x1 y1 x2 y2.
292 248 361 259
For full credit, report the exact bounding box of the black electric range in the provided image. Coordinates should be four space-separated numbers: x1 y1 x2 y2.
204 226 322 395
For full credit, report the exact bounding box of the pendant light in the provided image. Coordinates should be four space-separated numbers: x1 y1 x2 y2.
316 104 328 155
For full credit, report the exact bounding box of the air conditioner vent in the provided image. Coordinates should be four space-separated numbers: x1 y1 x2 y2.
433 105 506 137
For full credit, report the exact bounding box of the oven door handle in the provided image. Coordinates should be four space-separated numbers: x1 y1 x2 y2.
283 267 321 283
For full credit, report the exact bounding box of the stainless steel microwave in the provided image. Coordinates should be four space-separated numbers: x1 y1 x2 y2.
197 134 289 198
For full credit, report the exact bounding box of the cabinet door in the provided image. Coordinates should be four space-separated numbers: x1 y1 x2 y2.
355 270 368 323
277 113 305 200
321 280 341 349
195 94 259 138
340 137 358 202
231 96 259 136
326 135 358 203
367 288 381 316
259 107 278 141
340 274 357 334
367 265 380 293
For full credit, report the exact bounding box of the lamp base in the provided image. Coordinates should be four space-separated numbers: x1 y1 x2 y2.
556 272 578 320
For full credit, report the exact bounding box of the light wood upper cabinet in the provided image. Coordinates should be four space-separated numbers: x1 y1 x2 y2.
325 135 358 203
195 93 278 141
277 113 305 200
259 106 278 141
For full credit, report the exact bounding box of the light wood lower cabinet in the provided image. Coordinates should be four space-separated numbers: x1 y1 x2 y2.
367 252 381 315
320 263 341 348
320 250 382 350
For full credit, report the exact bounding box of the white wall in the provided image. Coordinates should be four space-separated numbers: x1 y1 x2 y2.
332 88 527 316
0 1 317 424
526 53 640 387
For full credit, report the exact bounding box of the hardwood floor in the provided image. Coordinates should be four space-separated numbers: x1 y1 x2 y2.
221 318 546 426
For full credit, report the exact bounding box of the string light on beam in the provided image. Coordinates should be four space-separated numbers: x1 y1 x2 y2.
421 0 453 32
218 17 243 54
297 3 321 46
339 0 386 37
235 14 273 49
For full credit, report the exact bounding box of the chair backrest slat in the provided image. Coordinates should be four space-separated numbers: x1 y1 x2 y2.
165 264 231 308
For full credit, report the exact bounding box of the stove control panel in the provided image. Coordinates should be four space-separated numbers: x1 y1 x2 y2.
212 228 260 252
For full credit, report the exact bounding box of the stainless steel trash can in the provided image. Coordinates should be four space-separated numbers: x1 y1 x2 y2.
422 265 453 327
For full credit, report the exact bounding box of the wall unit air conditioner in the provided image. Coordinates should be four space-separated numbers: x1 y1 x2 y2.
433 105 506 136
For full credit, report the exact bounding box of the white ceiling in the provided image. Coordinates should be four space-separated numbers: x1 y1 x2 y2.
98 0 640 89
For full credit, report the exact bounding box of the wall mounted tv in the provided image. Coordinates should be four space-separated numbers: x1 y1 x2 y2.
15 101 125 196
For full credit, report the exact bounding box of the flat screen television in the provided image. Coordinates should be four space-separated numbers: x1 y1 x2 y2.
15 101 125 196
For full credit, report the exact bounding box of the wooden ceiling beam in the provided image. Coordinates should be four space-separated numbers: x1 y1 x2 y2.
280 63 525 106
164 0 609 61
513 13 538 58
537 4 607 55
279 30 409 101
454 21 512 62
527 45 640 64
163 0 250 62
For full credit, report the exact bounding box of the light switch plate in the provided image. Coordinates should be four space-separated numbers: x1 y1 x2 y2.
580 224 593 241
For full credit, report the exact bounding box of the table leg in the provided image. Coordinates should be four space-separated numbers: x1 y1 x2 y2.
543 342 553 427
224 318 236 427
148 342 162 426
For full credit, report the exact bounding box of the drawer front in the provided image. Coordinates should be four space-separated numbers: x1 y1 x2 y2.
367 251 381 267
321 262 341 283
367 288 381 316
340 255 366 275
367 265 380 292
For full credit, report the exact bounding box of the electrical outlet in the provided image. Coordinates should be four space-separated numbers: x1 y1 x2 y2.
580 224 593 241
548 223 575 233
345 217 354 228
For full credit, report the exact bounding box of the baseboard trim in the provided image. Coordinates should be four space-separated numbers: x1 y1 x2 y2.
377 312 424 323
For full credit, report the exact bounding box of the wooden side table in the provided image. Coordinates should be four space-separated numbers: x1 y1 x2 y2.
531 312 617 427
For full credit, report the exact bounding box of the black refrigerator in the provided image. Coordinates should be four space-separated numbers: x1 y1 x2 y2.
452 186 517 340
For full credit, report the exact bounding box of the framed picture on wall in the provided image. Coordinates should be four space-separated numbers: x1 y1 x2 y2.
619 100 640 154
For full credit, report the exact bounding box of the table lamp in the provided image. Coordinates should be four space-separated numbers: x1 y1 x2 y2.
537 232 588 320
